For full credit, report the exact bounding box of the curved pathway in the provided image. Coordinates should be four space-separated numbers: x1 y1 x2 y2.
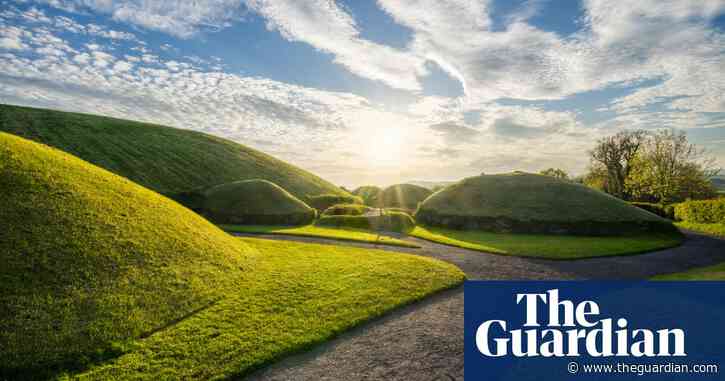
235 231 725 381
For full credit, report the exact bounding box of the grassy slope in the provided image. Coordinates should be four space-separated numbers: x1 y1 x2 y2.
204 179 313 215
419 172 663 222
654 262 725 280
410 226 683 259
352 185 382 205
2 132 464 379
675 221 725 238
221 224 420 248
0 103 347 199
74 238 464 380
379 183 433 210
0 132 254 376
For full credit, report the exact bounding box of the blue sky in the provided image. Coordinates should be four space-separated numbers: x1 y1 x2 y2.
1 0 724 186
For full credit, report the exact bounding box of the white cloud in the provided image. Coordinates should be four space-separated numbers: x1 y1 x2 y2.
31 0 245 38
245 0 427 91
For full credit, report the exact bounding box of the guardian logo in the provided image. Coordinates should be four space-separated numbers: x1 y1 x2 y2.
475 289 686 358
464 282 724 380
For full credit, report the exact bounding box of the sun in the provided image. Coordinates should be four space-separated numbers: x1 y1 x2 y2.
362 127 405 166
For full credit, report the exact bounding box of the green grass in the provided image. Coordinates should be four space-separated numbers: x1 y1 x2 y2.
72 238 465 380
378 183 432 210
416 172 675 235
352 185 382 206
675 221 725 238
0 132 254 377
0 103 347 200
1 132 464 379
322 203 373 216
221 224 420 248
410 226 683 259
203 179 315 225
653 262 725 280
317 212 417 234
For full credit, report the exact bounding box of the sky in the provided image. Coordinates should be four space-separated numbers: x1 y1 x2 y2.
1 0 724 187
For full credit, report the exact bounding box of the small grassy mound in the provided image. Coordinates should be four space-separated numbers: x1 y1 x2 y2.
317 212 416 233
411 226 683 259
203 179 315 225
306 194 363 212
352 185 382 206
0 132 254 377
378 184 433 211
221 224 419 248
322 203 373 216
74 238 464 379
0 104 348 202
416 172 676 235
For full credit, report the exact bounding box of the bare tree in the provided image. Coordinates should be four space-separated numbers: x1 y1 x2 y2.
590 130 648 199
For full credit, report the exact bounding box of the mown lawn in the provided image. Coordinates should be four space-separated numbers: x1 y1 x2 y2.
221 224 420 248
675 221 725 238
410 226 683 259
72 238 464 380
654 262 725 280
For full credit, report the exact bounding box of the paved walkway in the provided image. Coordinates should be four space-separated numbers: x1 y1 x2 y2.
234 231 725 381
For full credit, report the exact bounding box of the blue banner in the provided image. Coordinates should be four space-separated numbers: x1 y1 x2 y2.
464 281 725 380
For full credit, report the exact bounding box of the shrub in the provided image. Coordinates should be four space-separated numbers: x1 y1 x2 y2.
628 202 675 220
316 212 416 233
306 194 363 212
322 203 373 216
674 199 725 223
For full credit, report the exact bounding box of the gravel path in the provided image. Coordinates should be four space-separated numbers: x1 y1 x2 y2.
235 231 725 381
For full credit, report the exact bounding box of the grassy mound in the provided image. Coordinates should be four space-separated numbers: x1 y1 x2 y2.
0 132 254 377
322 203 373 216
203 179 315 225
416 172 676 235
352 185 382 206
76 238 464 379
378 184 433 211
306 194 363 212
317 212 416 233
0 104 348 202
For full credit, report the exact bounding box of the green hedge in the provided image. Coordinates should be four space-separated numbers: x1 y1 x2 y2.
628 202 675 220
322 203 373 216
306 194 363 212
674 199 725 223
316 212 416 233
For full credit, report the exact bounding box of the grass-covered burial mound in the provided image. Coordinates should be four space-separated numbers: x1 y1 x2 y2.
352 185 382 206
203 179 316 225
378 184 433 211
416 172 677 235
0 104 349 203
0 133 254 377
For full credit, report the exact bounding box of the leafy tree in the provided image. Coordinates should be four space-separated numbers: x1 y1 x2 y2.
539 168 569 180
590 130 648 199
625 130 718 203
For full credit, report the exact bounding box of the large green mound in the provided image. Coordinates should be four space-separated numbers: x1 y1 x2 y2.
352 185 382 206
416 172 676 235
203 179 316 225
0 104 348 202
0 133 254 376
378 184 433 210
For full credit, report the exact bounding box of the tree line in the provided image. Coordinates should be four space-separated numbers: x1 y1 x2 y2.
540 130 720 204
